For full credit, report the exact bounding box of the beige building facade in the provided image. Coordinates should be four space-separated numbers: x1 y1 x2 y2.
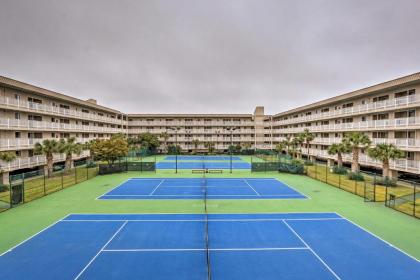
1 72 420 180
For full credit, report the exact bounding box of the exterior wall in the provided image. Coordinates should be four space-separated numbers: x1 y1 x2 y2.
1 73 420 175
272 75 420 174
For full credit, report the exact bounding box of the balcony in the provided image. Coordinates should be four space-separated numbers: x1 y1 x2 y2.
274 95 420 125
128 120 255 127
0 118 123 133
0 151 90 172
277 117 420 133
0 97 121 124
305 148 420 173
0 138 92 150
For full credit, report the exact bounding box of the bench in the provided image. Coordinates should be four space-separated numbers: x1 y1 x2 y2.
192 169 206 174
208 169 223 174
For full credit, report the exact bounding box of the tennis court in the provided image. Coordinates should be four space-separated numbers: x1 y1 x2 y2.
164 156 242 161
0 213 418 280
98 178 307 200
156 155 251 169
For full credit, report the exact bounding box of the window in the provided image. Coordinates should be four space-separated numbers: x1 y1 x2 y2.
60 104 70 109
15 112 20 119
372 132 388 138
373 95 389 102
321 108 329 113
82 109 89 113
15 132 21 138
28 97 42 104
342 103 353 108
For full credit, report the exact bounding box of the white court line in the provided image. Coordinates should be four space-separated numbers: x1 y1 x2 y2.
95 178 132 200
0 213 71 257
340 216 420 263
74 221 128 280
149 179 165 196
102 247 309 252
102 194 303 197
243 179 260 195
62 218 344 223
283 220 341 280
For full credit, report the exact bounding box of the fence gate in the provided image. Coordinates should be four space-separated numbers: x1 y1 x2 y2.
10 180 24 206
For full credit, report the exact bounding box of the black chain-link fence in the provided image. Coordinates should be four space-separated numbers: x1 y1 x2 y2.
0 163 99 212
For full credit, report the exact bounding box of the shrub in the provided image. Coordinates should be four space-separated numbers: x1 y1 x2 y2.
86 160 97 168
375 177 397 187
332 166 348 175
347 172 365 181
0 184 9 192
291 159 304 165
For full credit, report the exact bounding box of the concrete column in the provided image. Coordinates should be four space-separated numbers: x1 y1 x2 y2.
309 155 316 162
1 171 10 185
389 169 398 179
327 159 335 167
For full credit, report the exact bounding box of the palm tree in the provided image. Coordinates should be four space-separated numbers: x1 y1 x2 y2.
368 144 405 178
0 152 16 184
34 139 59 177
301 128 315 160
275 142 286 155
281 137 292 156
58 137 82 170
204 142 215 154
159 132 170 153
327 143 350 167
83 139 97 161
192 139 200 153
343 132 371 173
291 135 304 158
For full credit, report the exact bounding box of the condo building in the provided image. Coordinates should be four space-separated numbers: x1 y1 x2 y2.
0 76 127 183
272 72 420 177
127 106 272 152
1 72 420 181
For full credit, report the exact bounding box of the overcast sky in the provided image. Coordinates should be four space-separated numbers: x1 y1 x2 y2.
1 0 419 114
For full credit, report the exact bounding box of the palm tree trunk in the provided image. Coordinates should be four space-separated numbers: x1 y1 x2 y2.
337 153 343 167
351 147 359 173
46 154 54 177
383 160 390 178
65 154 72 170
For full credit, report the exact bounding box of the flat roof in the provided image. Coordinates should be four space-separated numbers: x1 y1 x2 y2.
0 76 122 114
274 72 420 118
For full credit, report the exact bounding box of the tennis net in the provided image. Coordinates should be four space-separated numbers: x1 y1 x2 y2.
201 173 211 279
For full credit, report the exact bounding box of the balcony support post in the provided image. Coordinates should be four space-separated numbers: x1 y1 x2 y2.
1 171 9 185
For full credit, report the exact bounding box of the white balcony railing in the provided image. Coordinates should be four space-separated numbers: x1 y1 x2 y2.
0 151 90 172
0 138 92 150
0 97 122 124
128 120 255 127
304 148 420 173
276 117 420 134
274 95 420 125
0 118 123 133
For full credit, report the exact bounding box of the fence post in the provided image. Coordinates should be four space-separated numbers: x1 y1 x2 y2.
338 173 341 189
86 164 88 180
43 169 46 195
75 166 78 184
61 169 64 189
325 164 328 183
9 177 12 209
413 183 417 217
354 178 357 194
140 156 143 173
385 181 388 206
373 173 376 201
315 163 317 180
22 175 25 204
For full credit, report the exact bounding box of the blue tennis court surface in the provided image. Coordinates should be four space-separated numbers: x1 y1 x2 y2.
0 213 418 280
156 161 251 169
98 178 307 200
164 155 242 161
157 155 251 169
